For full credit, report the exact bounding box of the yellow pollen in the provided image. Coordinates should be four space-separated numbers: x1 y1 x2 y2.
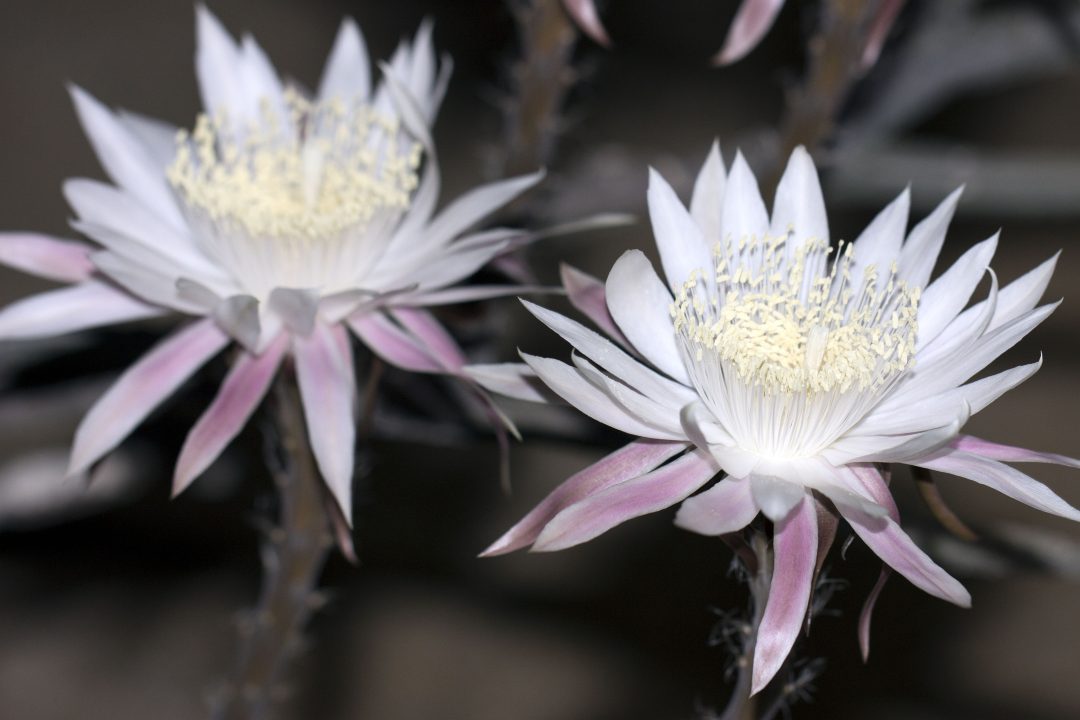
671 235 919 396
166 89 421 242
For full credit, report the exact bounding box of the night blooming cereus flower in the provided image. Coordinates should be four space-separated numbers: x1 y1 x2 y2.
468 144 1080 693
0 8 543 525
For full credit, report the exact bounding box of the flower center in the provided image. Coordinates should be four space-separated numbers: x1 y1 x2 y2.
165 90 422 298
671 234 920 456
167 90 421 243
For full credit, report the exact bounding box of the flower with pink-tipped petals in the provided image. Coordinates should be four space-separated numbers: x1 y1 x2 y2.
0 7 544 524
469 143 1079 693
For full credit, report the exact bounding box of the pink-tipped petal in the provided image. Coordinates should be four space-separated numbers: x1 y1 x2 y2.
0 232 94 282
560 264 631 348
348 312 444 374
69 318 229 475
532 448 718 552
562 0 611 46
713 0 785 66
674 476 758 536
0 281 163 340
916 450 1080 521
752 495 817 695
390 307 466 371
482 439 687 556
861 0 905 69
949 435 1080 469
858 567 891 662
294 323 357 524
173 333 289 497
837 476 970 607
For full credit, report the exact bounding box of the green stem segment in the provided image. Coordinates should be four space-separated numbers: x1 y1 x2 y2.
212 368 334 720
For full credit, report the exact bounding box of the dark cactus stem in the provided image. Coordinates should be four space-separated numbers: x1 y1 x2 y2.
499 0 580 179
769 0 883 194
210 367 334 720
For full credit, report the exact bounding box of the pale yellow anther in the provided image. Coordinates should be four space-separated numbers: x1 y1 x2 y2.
166 94 421 243
672 235 919 397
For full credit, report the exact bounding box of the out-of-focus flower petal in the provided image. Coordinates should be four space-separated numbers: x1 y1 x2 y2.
562 0 611 46
861 0 906 69
319 18 372 102
69 318 229 475
294 323 356 524
0 232 94 283
464 363 553 404
0 281 162 340
349 311 444 374
173 333 288 496
68 85 184 229
713 0 785 66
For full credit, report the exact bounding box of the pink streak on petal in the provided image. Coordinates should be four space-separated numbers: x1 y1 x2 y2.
841 502 971 607
390 307 466 371
562 0 612 47
713 0 785 66
858 567 890 662
674 476 758 536
844 464 899 661
533 448 718 552
483 439 688 556
294 323 357 525
752 494 816 695
69 318 229 475
560 263 632 350
0 232 95 282
349 311 443 374
949 435 1080 469
172 333 289 497
861 0 905 69
0 281 163 340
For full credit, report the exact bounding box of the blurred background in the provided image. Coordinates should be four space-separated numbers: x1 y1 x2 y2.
1 0 1079 718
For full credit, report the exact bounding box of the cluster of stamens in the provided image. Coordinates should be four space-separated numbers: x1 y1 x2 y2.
671 234 919 397
166 88 421 242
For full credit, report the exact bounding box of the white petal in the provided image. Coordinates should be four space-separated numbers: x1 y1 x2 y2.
674 476 758 535
898 187 963 288
572 354 685 437
521 299 695 407
68 86 184 229
605 250 690 384
719 151 769 245
851 187 909 282
769 146 828 249
749 474 805 522
268 287 319 336
0 281 162 340
195 6 244 122
916 450 1080 521
648 168 713 292
318 17 371 102
916 234 998 351
521 353 684 440
689 141 725 242
294 323 357 524
463 363 554 404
